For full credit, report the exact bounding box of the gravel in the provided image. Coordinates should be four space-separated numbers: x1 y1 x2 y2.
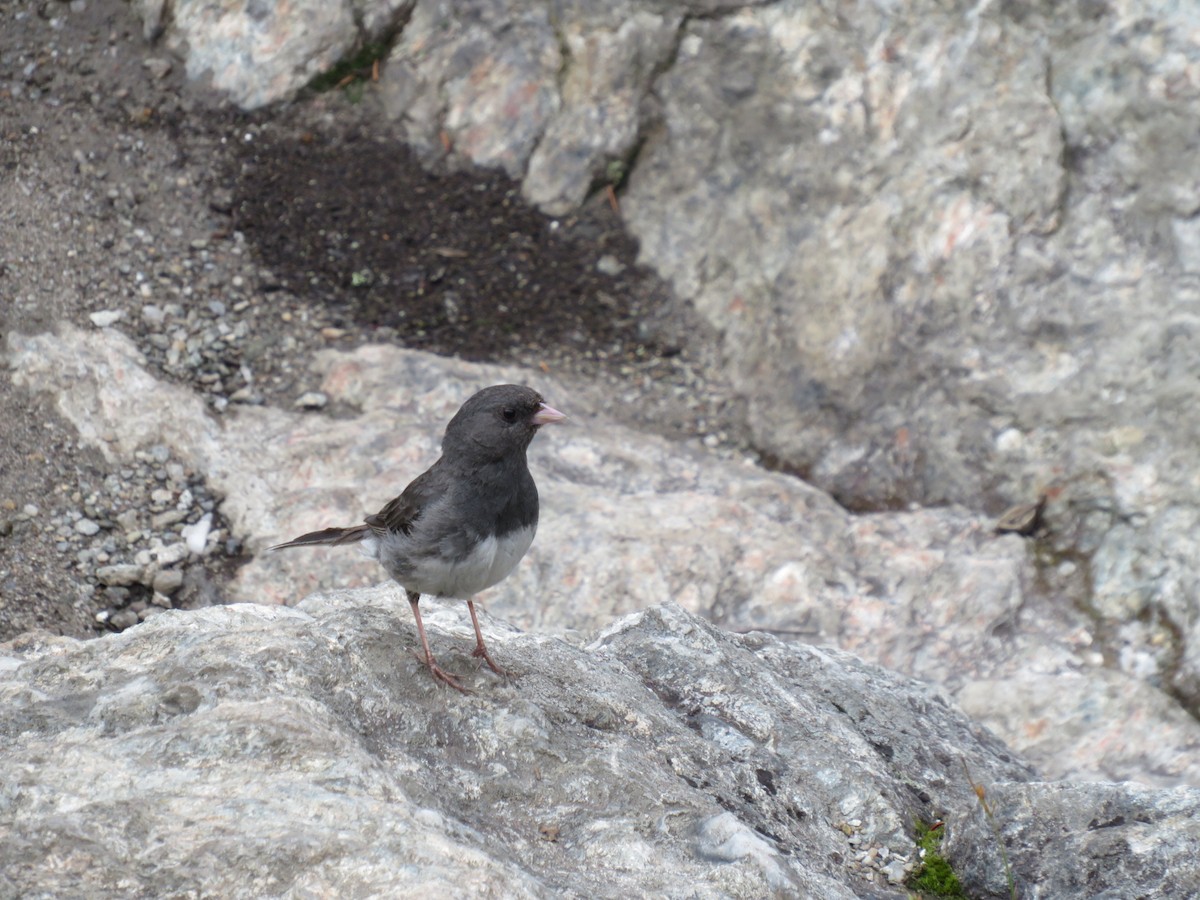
3 439 238 633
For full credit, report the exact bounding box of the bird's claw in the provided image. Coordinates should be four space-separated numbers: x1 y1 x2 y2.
471 644 508 677
412 649 472 694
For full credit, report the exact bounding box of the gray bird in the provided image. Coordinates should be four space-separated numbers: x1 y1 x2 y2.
271 384 566 692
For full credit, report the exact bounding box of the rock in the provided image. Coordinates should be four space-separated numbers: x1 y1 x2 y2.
381 0 562 179
131 0 167 41
74 517 101 536
142 57 172 80
595 254 625 277
293 390 328 410
152 0 409 109
521 9 681 214
107 609 139 630
150 509 187 528
88 309 124 328
95 563 145 587
140 304 166 327
181 513 212 555
0 597 1002 897
104 587 131 604
1 596 1192 898
229 387 263 405
10 325 1200 789
150 488 174 507
151 542 190 567
944 780 1200 900
151 568 184 596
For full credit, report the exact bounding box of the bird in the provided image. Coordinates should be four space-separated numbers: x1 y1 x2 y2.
270 384 566 693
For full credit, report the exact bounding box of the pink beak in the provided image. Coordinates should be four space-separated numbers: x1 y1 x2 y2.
532 403 567 426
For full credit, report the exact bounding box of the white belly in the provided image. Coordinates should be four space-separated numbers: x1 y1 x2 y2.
377 525 536 599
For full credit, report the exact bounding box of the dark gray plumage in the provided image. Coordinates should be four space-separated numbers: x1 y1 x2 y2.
271 384 566 692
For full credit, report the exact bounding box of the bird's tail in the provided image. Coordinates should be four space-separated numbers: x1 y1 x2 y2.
269 525 370 552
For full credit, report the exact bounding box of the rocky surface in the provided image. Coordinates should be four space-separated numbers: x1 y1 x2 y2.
11 325 1200 790
116 0 1200 771
4 595 1196 899
5 2 1200 895
0 595 1123 898
945 779 1200 899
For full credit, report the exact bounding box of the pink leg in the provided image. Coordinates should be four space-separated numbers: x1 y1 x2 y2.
467 600 507 676
407 592 470 694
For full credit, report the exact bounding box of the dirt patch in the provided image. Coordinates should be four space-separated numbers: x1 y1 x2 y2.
230 117 678 365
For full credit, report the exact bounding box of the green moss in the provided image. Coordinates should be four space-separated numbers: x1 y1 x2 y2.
308 42 391 95
907 822 967 898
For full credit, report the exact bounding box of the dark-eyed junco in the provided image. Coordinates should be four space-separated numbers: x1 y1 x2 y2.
271 384 566 692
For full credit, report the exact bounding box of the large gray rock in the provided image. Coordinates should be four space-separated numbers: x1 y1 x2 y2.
624 1 1068 507
0 594 1072 897
3 595 1195 898
10 325 1200 789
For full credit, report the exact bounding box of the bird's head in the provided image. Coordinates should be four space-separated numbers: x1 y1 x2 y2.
443 384 566 461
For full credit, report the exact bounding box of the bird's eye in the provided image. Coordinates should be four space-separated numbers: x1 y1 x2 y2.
501 407 517 423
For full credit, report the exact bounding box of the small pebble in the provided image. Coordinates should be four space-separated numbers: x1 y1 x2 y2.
75 517 101 536
142 57 172 79
596 254 625 277
95 563 144 586
89 309 124 327
153 542 190 566
152 568 184 595
182 514 212 555
151 509 187 528
293 391 328 410
229 387 263 405
109 609 139 630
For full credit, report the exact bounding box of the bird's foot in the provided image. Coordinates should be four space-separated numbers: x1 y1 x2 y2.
471 643 508 677
412 650 472 694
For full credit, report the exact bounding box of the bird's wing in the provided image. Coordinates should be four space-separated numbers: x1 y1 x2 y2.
364 461 446 537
